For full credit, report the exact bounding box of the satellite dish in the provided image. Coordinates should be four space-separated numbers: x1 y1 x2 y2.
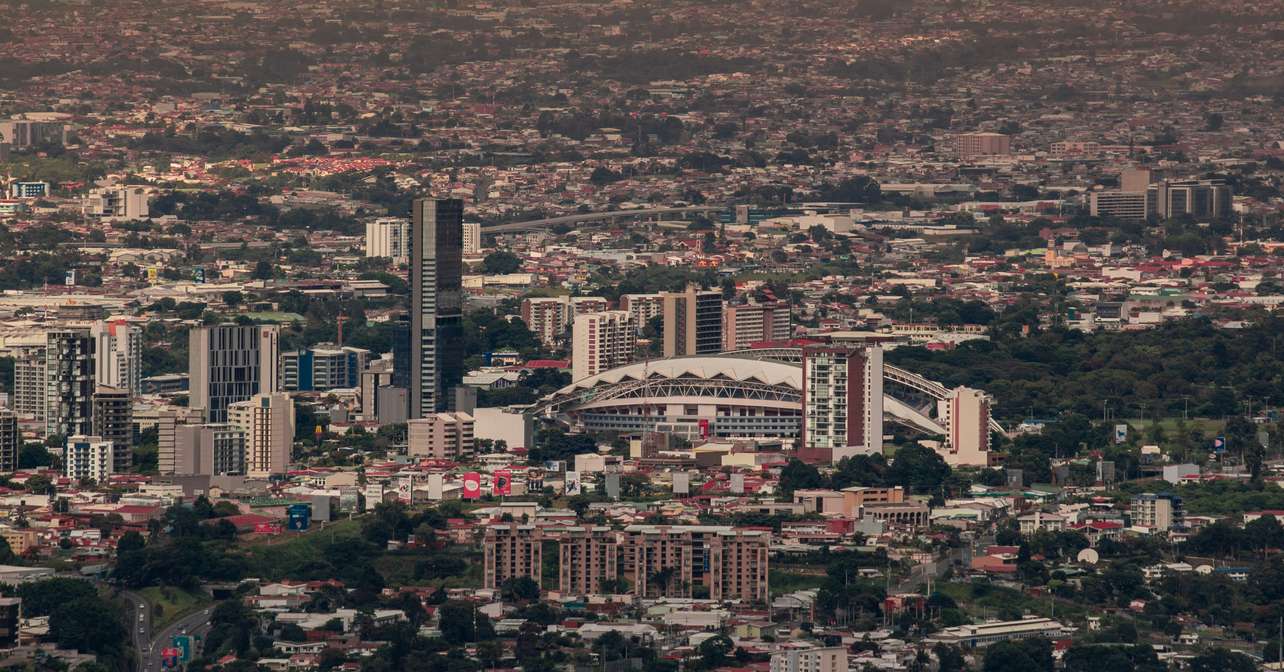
1076 549 1099 564
1195 565 1214 575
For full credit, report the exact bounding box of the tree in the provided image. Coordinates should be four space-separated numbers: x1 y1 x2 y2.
886 443 952 494
934 644 967 672
252 260 274 280
1063 645 1165 672
983 638 1052 672
222 291 244 307
778 459 824 496
481 251 523 275
501 576 540 602
49 596 127 659
1189 648 1255 672
18 579 98 617
116 530 146 555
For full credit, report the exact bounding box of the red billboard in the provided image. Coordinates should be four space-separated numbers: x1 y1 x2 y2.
493 470 512 496
462 472 482 499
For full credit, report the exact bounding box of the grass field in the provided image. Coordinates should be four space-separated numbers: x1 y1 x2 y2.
770 569 829 596
242 517 363 579
139 586 209 629
1117 417 1226 436
937 581 1087 623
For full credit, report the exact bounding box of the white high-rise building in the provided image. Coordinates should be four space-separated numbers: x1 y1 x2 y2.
521 296 609 348
939 387 992 466
64 435 114 482
365 217 410 265
463 221 483 256
572 311 635 382
801 343 884 464
92 320 142 397
12 344 46 427
228 393 295 477
189 324 280 423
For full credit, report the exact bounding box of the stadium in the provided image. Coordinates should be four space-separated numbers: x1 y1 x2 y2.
532 348 1005 442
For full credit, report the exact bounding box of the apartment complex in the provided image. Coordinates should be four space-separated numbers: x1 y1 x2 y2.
91 386 132 473
229 393 295 477
571 311 636 382
723 301 791 350
661 285 723 357
92 320 142 396
770 647 848 672
173 423 247 476
1132 493 1185 531
45 329 95 437
12 345 45 426
940 387 992 467
189 324 280 423
558 526 620 595
407 412 475 460
483 524 543 589
63 435 114 482
0 410 17 473
281 345 369 392
83 186 149 221
619 293 664 335
954 132 1010 160
462 221 483 256
623 525 769 602
800 343 885 464
521 296 608 348
365 217 411 265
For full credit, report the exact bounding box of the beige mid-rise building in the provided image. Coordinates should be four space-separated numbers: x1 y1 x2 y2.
572 311 635 382
228 393 295 477
407 412 474 460
559 526 619 595
483 524 543 590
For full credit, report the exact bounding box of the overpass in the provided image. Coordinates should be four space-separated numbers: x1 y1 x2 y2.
483 206 725 233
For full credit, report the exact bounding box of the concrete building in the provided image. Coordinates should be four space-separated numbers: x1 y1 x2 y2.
91 386 132 473
45 329 95 438
228 393 295 477
1150 179 1233 220
410 199 465 418
92 320 142 397
365 217 410 265
281 345 369 392
407 412 474 460
572 311 636 382
623 525 769 602
619 293 664 334
463 221 482 256
800 343 884 464
0 118 64 149
64 435 113 482
1089 191 1148 222
521 296 608 348
954 132 1010 160
483 524 543 590
173 423 246 476
84 186 149 221
708 529 770 602
11 345 45 427
723 301 791 350
189 324 280 423
926 617 1070 648
770 647 847 672
940 387 991 467
1132 493 1184 531
558 526 619 596
0 410 16 473
662 285 723 357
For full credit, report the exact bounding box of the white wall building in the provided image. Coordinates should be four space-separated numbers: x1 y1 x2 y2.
572 311 635 382
92 320 142 397
229 393 295 477
84 186 149 221
365 217 410 265
64 435 114 482
939 386 992 466
769 647 847 672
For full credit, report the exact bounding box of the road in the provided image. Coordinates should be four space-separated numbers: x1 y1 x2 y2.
896 533 989 594
121 590 213 672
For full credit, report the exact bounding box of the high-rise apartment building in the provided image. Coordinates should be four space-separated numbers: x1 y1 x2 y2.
521 296 609 348
0 409 17 473
939 387 991 467
189 324 280 423
410 199 465 418
708 529 770 602
407 412 475 460
228 393 295 477
662 285 723 357
365 217 410 265
173 423 246 476
91 386 132 473
483 524 543 590
1131 493 1185 531
64 435 113 482
45 329 95 438
92 320 142 396
801 343 885 464
463 221 483 256
559 526 619 596
12 345 45 427
619 294 664 334
572 311 636 382
954 132 1011 160
623 525 769 602
281 345 369 392
723 301 792 350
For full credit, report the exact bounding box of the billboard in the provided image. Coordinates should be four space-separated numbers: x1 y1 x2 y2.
1114 424 1128 444
427 473 444 500
462 472 482 499
564 470 582 496
493 470 512 496
605 473 620 500
672 471 690 495
171 635 192 663
1214 436 1226 452
396 475 415 504
730 473 745 494
253 522 282 536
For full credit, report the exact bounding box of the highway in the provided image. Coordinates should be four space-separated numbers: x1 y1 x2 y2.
482 206 724 232
121 590 213 672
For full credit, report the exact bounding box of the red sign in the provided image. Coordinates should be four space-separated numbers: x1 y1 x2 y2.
493 470 512 496
253 523 283 536
161 648 181 669
462 472 482 499
698 419 710 439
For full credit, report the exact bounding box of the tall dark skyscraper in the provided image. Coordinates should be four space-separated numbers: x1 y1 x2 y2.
410 198 465 418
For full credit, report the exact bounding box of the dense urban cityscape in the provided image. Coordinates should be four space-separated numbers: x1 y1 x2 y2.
1 0 1284 670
